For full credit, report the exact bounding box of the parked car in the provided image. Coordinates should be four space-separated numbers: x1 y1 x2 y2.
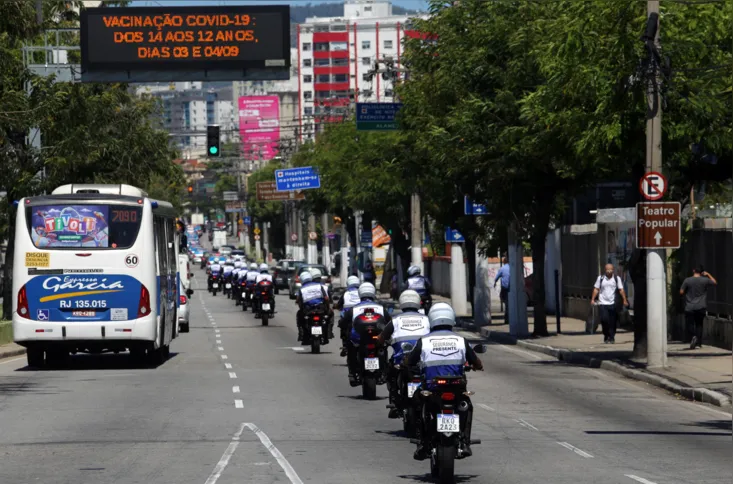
288 264 332 300
273 259 302 294
178 254 194 333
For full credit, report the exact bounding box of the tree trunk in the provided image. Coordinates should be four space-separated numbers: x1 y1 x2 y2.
2 207 16 320
629 249 648 359
466 237 477 318
530 229 549 336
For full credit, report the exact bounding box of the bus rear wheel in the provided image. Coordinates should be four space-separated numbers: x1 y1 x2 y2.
26 347 45 369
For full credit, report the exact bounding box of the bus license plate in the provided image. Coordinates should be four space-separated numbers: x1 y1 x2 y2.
437 414 459 433
311 326 322 335
364 358 379 370
262 303 271 310
72 310 95 317
212 283 219 289
407 382 420 398
225 283 231 289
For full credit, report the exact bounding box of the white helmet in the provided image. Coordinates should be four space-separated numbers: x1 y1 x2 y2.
309 268 323 281
300 271 313 284
358 282 376 299
428 302 456 329
259 263 269 273
399 289 421 311
407 265 421 277
250 263 258 270
234 261 243 268
346 275 360 287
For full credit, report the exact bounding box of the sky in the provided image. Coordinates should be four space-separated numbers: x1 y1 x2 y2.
129 0 429 12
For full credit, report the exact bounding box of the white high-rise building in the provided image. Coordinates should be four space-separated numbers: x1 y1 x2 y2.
296 0 426 141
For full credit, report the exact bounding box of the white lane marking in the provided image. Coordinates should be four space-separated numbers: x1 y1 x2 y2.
229 372 237 379
0 357 25 366
221 355 228 360
216 339 222 344
203 423 247 484
218 346 224 351
514 418 539 431
496 344 543 360
244 423 304 484
235 399 244 408
477 403 495 412
233 386 240 393
224 363 232 369
626 475 657 484
557 442 594 458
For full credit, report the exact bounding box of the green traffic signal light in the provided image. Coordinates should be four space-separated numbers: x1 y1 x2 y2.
209 146 218 155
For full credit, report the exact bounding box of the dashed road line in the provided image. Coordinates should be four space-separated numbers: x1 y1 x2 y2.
221 355 228 360
477 403 495 412
235 399 244 408
557 442 594 458
218 346 224 351
514 418 539 431
229 372 237 379
224 363 232 369
233 386 240 393
244 423 304 484
626 475 657 484
216 339 222 344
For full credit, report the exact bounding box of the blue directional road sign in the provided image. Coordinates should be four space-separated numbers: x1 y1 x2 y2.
464 196 488 215
275 166 321 192
356 103 403 131
243 216 251 225
444 227 466 243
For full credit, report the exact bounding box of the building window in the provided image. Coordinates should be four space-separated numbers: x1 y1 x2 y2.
314 42 329 52
303 59 312 67
362 57 371 66
362 74 371 82
303 74 312 83
331 24 347 32
364 5 372 11
384 40 393 49
332 57 348 66
385 90 394 98
361 40 371 50
304 91 312 100
331 41 348 51
314 25 329 33
333 73 348 83
316 74 330 83
314 58 330 66
302 42 311 51
304 107 313 115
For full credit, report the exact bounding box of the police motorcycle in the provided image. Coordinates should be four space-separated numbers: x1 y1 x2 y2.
252 264 275 326
406 265 432 314
222 263 235 298
241 263 258 311
337 276 362 357
208 263 222 296
235 270 248 308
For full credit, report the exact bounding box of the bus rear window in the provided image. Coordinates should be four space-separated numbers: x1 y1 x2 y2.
27 204 143 249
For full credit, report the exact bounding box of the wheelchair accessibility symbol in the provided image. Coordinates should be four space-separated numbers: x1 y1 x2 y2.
37 309 49 321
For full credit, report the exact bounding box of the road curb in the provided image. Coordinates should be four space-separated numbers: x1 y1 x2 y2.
464 323 732 408
0 347 26 361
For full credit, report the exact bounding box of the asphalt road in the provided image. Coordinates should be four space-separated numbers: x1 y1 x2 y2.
0 266 730 484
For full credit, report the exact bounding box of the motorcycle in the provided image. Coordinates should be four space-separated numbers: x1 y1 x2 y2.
352 310 388 400
410 345 487 484
418 294 432 315
386 342 421 437
208 273 221 296
253 280 275 326
238 279 248 309
223 273 233 298
302 304 329 354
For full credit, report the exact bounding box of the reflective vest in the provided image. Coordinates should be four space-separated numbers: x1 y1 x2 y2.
256 273 273 284
389 312 430 363
223 266 233 275
300 282 326 305
210 264 221 273
419 330 467 387
246 271 258 283
342 286 361 309
407 276 428 294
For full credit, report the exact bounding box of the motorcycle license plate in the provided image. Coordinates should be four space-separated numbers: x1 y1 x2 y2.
212 283 219 289
407 382 420 398
364 358 379 370
418 308 425 315
225 283 231 289
311 326 322 335
262 303 271 310
437 414 460 433
241 293 247 299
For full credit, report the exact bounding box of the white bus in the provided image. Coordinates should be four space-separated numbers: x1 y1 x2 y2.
12 184 182 368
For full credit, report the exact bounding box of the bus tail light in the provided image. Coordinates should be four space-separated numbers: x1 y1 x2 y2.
137 285 151 318
17 285 30 319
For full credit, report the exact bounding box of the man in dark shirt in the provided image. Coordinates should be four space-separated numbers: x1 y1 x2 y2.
680 265 717 349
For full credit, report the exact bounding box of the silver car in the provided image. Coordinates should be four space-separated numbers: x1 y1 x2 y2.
288 264 332 299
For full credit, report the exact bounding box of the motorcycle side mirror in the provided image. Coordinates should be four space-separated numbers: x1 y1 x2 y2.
186 289 194 297
473 344 487 354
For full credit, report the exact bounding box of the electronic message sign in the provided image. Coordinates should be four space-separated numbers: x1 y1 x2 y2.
80 6 290 82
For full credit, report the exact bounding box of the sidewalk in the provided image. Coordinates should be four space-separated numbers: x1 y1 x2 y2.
0 343 26 360
459 314 732 408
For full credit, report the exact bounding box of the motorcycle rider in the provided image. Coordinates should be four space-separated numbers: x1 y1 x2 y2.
235 265 248 305
222 262 234 294
377 289 431 419
254 263 274 313
336 275 362 356
295 271 330 342
244 262 259 306
208 261 222 291
309 269 335 338
407 302 484 460
343 282 392 387
405 265 433 311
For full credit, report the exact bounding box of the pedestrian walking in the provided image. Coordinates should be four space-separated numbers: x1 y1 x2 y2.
680 265 717 349
590 264 628 344
494 256 510 325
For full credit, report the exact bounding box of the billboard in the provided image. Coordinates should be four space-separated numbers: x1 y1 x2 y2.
239 96 280 162
80 6 290 82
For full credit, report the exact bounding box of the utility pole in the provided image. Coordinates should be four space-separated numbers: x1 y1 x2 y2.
645 0 667 368
307 214 317 264
322 212 331 273
410 193 423 273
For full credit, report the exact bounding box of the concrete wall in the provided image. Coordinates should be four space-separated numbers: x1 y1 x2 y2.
670 314 732 350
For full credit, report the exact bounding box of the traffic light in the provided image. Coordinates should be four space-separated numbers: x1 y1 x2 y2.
187 185 193 194
207 125 220 157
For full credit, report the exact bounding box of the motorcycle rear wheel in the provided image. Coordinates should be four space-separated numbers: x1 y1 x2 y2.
437 444 456 484
261 313 269 326
362 376 377 400
311 338 320 354
403 406 416 437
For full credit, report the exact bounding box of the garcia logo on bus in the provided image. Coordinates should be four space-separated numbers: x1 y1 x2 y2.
38 275 126 303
